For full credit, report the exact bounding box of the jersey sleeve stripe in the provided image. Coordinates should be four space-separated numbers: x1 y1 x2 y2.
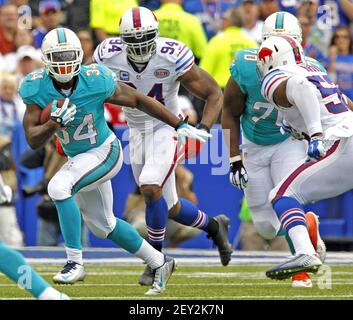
265 76 288 98
181 59 195 73
176 48 191 64
262 71 285 94
176 55 194 72
177 45 187 57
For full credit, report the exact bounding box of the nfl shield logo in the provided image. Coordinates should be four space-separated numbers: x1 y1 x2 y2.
119 71 129 81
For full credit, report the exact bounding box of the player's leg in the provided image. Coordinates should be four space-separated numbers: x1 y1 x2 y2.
136 126 179 252
242 142 281 241
48 135 121 283
267 138 353 279
78 180 176 295
0 241 69 299
166 172 233 267
271 138 316 287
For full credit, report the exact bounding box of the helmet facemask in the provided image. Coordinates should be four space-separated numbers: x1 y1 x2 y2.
42 48 83 83
122 29 158 64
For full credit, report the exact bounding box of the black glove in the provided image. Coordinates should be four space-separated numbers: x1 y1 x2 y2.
229 157 248 190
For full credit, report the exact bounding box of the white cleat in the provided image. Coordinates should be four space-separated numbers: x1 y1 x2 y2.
291 272 313 288
306 212 327 263
53 261 86 285
145 256 176 296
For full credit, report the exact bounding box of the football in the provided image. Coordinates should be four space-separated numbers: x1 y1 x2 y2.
40 99 68 124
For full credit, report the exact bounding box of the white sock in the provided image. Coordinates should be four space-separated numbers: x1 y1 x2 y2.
134 239 165 269
288 225 316 256
66 247 83 265
38 287 61 300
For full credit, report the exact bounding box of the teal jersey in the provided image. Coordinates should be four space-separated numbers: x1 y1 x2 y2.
19 64 117 157
230 48 287 145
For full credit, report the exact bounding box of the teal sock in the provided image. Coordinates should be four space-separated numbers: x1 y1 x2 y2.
108 218 143 254
0 242 50 298
277 227 296 255
54 197 82 249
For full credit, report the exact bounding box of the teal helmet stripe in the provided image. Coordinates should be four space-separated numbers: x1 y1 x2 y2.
275 12 285 29
56 28 67 43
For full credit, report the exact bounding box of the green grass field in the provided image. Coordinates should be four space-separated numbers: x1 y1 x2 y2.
1 265 353 300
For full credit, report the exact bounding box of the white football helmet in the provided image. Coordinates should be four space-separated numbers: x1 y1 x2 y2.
41 27 83 83
119 7 159 63
256 35 306 79
262 11 302 43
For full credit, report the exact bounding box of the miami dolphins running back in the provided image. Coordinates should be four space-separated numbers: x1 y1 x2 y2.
221 12 326 288
20 27 209 295
0 173 69 300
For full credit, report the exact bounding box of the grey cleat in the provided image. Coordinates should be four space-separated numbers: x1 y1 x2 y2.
266 254 322 280
145 256 176 295
208 214 233 266
138 264 154 286
139 256 175 286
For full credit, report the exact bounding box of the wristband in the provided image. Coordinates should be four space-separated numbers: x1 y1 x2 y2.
230 155 242 163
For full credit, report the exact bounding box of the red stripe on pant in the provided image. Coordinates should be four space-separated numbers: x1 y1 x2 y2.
275 140 340 200
161 143 179 187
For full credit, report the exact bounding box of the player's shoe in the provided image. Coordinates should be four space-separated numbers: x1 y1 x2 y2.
266 254 322 280
145 256 176 295
207 214 233 266
53 261 86 284
291 272 313 288
139 264 154 286
306 211 326 262
139 256 175 286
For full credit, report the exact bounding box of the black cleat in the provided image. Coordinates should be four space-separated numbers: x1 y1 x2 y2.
208 214 233 266
266 254 322 280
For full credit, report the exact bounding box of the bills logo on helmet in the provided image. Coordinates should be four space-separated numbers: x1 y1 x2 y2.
258 47 273 63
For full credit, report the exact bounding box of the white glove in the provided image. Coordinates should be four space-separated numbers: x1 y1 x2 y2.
50 98 77 126
0 175 12 204
175 119 212 145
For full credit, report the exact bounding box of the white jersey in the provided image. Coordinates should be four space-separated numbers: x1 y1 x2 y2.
93 37 195 132
261 64 353 141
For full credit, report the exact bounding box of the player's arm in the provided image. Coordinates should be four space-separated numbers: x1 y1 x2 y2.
273 76 325 161
108 82 181 128
23 104 61 149
221 77 248 190
107 82 211 143
179 64 223 130
273 76 323 137
221 77 246 158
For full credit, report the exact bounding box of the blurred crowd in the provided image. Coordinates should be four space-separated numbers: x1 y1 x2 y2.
1 0 353 248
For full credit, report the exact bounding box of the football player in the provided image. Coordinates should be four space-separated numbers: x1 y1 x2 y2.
93 7 232 286
0 173 69 299
222 12 326 288
257 35 353 279
20 27 210 295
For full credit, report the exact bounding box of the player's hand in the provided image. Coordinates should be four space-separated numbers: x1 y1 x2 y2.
307 135 326 161
0 185 12 204
50 98 77 126
229 156 248 190
175 117 212 145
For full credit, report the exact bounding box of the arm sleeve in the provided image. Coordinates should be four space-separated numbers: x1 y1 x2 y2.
286 74 323 137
